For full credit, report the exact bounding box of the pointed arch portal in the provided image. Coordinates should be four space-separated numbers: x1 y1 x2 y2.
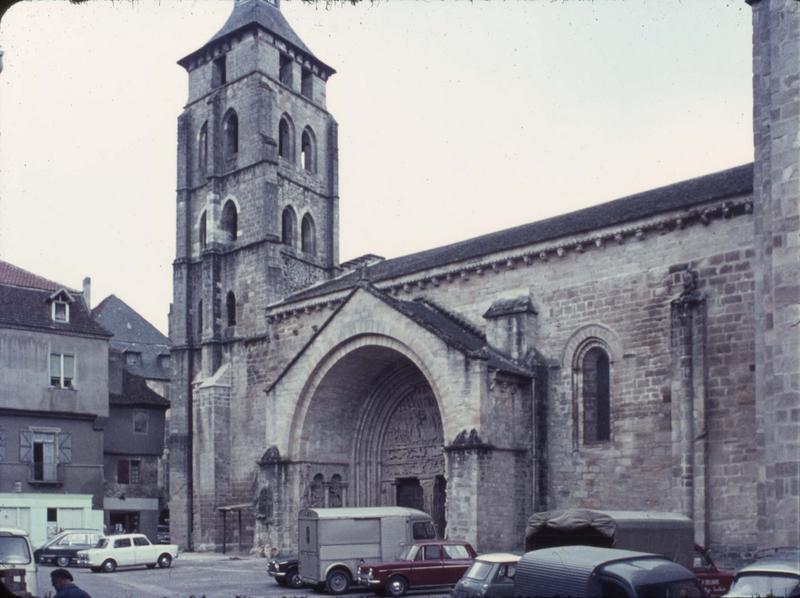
295 344 447 535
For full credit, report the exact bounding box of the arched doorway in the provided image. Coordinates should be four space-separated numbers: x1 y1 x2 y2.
296 345 446 531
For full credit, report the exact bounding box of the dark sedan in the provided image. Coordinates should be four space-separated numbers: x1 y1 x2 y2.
268 555 303 589
34 529 103 567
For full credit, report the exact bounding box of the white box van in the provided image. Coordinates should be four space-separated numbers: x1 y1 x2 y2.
298 506 436 594
0 527 38 597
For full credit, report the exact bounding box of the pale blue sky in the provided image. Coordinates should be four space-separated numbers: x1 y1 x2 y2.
0 0 753 333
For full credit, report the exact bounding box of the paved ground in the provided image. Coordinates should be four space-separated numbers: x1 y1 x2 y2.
34 554 450 598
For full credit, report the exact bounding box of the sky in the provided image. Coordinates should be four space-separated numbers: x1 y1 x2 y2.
0 0 754 334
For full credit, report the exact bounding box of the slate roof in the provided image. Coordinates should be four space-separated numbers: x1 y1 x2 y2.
282 163 754 305
110 369 170 409
92 295 171 381
0 267 110 338
178 0 333 74
0 259 72 292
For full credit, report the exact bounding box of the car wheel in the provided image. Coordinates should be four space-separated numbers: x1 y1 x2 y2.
287 567 303 589
385 575 408 597
158 553 172 568
56 556 70 567
101 559 117 573
326 569 350 595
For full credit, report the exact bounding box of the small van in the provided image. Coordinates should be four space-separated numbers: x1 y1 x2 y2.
0 527 38 597
512 546 705 598
298 506 436 594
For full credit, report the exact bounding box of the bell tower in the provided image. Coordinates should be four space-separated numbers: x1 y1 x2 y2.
169 0 339 550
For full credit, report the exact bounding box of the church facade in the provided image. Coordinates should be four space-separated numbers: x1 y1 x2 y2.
169 0 799 564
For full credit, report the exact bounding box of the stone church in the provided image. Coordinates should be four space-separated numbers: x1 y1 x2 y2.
169 0 799 563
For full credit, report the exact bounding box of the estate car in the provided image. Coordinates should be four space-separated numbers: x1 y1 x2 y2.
76 532 179 573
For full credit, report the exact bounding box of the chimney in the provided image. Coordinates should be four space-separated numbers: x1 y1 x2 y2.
83 276 91 309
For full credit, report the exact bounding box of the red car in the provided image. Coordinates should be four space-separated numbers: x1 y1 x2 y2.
694 544 735 598
357 540 477 596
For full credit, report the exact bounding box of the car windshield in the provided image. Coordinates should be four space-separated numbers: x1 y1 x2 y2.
398 545 419 561
0 536 31 565
636 578 705 598
464 561 494 580
95 538 108 549
728 573 800 597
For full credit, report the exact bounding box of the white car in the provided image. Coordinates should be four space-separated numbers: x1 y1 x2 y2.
76 533 179 573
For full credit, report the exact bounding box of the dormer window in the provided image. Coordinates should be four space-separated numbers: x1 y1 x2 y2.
48 289 74 323
52 301 69 323
126 351 142 367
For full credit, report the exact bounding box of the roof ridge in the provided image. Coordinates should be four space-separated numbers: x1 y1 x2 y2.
0 259 73 292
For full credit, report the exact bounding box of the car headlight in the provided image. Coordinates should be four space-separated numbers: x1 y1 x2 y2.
367 568 373 579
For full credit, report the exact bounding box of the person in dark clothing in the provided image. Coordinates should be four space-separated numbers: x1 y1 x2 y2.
50 568 92 598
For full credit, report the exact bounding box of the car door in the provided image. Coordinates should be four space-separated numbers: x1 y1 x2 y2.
489 563 517 598
113 537 135 566
441 544 474 584
413 544 444 587
132 535 152 565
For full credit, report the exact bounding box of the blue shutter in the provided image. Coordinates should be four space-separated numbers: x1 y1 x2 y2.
58 432 72 464
19 430 32 462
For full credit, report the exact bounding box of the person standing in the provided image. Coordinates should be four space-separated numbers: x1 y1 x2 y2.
50 569 92 598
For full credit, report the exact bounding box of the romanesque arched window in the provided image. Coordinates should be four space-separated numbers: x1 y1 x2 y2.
309 473 324 508
226 291 236 326
221 200 238 242
301 127 315 173
223 109 238 157
199 211 207 250
581 346 611 443
278 116 293 161
328 474 343 508
198 121 208 174
301 213 316 255
281 206 297 247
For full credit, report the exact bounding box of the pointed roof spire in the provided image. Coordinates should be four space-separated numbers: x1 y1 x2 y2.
179 0 333 75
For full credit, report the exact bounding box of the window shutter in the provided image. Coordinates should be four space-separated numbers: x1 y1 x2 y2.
0 429 6 461
19 430 33 463
57 432 72 464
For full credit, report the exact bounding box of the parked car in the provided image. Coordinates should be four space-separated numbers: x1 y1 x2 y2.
76 533 179 573
723 549 800 598
298 506 436 594
693 543 735 598
0 527 38 597
33 528 103 567
513 546 706 598
357 539 477 596
268 554 303 589
452 552 520 598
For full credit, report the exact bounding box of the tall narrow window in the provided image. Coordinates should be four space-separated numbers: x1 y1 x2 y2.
199 211 208 249
301 213 316 255
32 432 57 482
198 122 208 174
50 353 75 388
212 55 227 88
197 300 203 337
301 128 315 173
221 200 238 241
281 207 296 247
279 53 293 86
278 117 293 161
582 347 611 443
223 109 238 157
226 291 236 326
301 67 313 99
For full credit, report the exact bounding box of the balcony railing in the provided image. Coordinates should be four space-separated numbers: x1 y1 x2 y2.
28 462 63 486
